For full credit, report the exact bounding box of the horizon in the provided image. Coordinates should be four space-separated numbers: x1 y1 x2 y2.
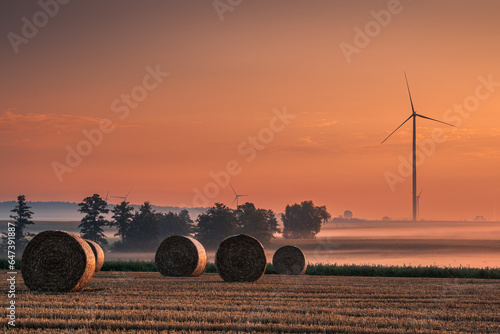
2 1 500 221
0 199 498 222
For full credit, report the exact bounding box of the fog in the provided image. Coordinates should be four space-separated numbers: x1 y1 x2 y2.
104 221 500 268
13 220 499 268
318 221 500 240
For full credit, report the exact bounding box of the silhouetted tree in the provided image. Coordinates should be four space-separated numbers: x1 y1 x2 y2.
343 210 353 220
195 203 237 248
157 210 195 238
281 201 331 239
78 194 109 246
2 195 34 251
127 202 160 250
110 201 134 246
235 202 280 243
179 209 195 232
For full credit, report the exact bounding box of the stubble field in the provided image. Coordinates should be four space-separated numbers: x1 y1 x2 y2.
2 271 499 333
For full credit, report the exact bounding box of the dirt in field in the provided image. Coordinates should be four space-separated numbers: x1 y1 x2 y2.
2 271 499 333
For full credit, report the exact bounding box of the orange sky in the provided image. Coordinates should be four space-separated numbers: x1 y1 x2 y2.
1 0 500 220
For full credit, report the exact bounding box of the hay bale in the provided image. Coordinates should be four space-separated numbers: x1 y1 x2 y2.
85 239 105 272
272 245 307 275
155 235 207 277
215 234 267 282
21 230 95 292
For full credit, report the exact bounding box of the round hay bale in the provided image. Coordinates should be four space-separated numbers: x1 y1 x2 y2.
85 239 105 272
215 234 267 282
272 245 307 275
21 230 95 292
155 235 207 277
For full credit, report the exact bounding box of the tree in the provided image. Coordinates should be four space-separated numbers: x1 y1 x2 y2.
78 194 109 246
110 201 134 246
343 210 353 220
235 202 280 243
281 200 331 239
127 202 160 250
195 203 237 248
2 195 35 251
157 210 195 238
179 209 195 231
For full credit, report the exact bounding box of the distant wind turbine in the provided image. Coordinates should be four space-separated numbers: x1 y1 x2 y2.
416 189 423 220
230 183 248 208
381 72 455 222
112 188 133 202
104 191 109 203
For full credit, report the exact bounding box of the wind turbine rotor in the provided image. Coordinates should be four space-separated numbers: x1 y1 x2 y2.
415 114 456 127
380 114 413 144
229 183 248 208
404 71 416 114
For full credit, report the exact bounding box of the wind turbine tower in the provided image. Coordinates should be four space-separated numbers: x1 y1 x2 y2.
381 73 455 222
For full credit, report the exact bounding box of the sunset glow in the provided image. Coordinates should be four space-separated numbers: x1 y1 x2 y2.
2 0 500 220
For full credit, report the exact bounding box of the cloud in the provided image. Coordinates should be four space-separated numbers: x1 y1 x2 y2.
0 109 103 133
268 135 340 155
465 149 500 159
0 109 136 134
299 136 317 145
303 118 339 127
300 111 328 115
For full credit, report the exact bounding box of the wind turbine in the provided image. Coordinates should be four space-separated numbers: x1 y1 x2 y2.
416 189 423 220
104 191 109 203
381 72 455 222
112 188 132 203
230 183 248 208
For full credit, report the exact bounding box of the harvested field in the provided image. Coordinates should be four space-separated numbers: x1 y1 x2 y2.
1 270 499 333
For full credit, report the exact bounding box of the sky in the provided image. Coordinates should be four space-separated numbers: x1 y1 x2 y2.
1 0 500 221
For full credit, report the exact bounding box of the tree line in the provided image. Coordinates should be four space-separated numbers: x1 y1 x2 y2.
2 194 331 252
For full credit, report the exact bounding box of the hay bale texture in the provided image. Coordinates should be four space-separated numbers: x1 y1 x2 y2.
155 235 207 277
85 239 105 272
272 245 307 275
215 234 267 282
21 231 95 292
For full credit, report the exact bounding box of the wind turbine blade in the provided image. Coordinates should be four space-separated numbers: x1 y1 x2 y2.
418 189 424 196
416 114 456 127
240 195 248 197
229 183 237 196
125 188 133 197
404 71 415 114
380 115 413 144
231 197 237 206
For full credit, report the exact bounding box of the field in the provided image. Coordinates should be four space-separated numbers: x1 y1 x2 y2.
2 271 500 333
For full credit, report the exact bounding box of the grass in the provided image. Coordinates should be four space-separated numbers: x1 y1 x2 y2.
3 258 499 279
